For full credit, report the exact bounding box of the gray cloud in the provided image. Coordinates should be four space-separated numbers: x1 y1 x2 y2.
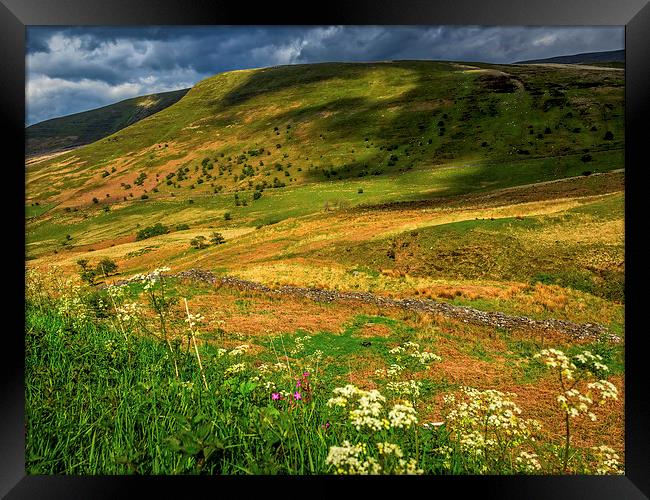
26 26 624 125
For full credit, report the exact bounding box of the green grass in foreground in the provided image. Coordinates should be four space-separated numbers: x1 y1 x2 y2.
25 271 623 475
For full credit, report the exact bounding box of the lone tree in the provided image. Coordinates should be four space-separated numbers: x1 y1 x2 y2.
210 232 226 245
96 257 118 278
76 258 97 285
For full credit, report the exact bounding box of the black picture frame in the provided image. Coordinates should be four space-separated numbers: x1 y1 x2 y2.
3 0 648 497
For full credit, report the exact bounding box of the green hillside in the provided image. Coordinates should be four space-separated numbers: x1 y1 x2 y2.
26 88 189 158
26 60 624 256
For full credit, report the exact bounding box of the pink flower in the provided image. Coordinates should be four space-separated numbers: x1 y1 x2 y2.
303 372 310 377
272 392 281 400
296 380 302 388
293 392 302 400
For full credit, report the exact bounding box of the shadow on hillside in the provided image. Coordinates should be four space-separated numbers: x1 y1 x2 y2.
219 59 623 203
219 62 380 108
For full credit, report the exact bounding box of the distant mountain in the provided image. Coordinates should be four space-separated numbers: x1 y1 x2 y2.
515 49 624 65
26 88 190 158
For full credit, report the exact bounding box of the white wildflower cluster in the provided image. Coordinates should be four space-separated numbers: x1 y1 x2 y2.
228 344 251 356
349 390 390 431
388 341 441 370
386 380 422 399
327 385 418 431
376 442 403 457
56 280 91 327
587 379 619 402
326 441 424 475
257 363 271 373
591 445 624 475
536 348 618 421
556 388 597 420
290 335 312 355
129 267 171 290
387 401 419 429
443 387 542 473
184 312 205 328
224 362 246 376
573 350 610 375
375 363 405 379
515 451 542 473
377 441 423 475
116 302 143 323
326 441 381 475
106 284 126 301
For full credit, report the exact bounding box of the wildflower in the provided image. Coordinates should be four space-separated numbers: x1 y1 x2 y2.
296 380 302 388
515 451 542 473
592 445 624 475
224 362 246 376
294 392 302 400
377 442 404 458
386 380 422 399
272 392 281 400
326 441 381 475
388 401 418 429
228 344 251 356
185 312 205 328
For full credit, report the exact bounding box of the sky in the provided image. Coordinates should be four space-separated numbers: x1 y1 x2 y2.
25 26 624 126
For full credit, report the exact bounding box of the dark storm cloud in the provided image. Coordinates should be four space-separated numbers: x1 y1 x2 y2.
26 25 624 125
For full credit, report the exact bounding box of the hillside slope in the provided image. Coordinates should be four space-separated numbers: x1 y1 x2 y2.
27 61 623 204
26 88 189 158
515 49 624 65
26 60 624 259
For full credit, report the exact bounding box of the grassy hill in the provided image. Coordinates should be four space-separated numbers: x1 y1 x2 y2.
26 88 189 158
26 61 623 255
25 60 626 475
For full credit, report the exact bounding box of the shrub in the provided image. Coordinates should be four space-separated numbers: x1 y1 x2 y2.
176 223 190 231
190 236 209 249
253 191 262 200
141 194 149 200
92 197 99 204
358 188 364 194
136 223 169 241
603 131 614 140
134 172 147 186
224 212 232 221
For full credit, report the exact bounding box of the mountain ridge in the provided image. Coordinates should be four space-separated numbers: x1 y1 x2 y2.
26 88 190 158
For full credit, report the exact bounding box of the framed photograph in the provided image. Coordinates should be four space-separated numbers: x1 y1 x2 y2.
4 0 649 497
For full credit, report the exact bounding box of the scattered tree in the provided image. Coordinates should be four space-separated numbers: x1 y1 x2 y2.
96 257 118 278
210 232 226 245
